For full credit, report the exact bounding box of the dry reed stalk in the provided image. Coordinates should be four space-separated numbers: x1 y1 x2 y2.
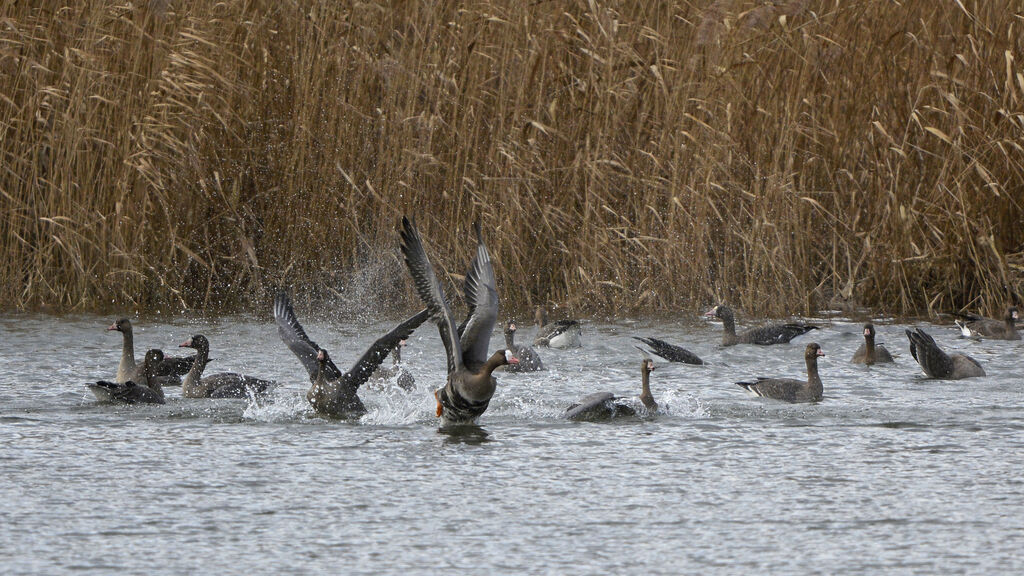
0 0 1020 320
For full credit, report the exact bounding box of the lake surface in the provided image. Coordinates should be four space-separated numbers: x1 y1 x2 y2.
1 311 1022 574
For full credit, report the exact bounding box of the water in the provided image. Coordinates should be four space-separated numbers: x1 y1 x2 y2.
1 312 1022 574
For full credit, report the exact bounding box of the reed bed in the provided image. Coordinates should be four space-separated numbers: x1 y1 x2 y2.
1 0 1022 319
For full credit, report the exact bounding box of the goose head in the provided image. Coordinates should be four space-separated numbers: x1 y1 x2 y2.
108 318 132 333
806 342 825 360
179 334 210 355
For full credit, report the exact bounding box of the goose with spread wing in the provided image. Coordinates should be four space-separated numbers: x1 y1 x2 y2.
399 217 518 426
705 304 817 346
274 292 428 418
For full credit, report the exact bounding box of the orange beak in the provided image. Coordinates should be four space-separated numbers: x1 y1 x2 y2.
434 389 443 418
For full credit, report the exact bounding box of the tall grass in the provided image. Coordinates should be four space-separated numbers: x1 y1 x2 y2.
1 0 1021 318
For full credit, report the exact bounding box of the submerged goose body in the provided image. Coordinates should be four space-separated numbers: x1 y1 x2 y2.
632 336 703 365
179 335 275 399
565 359 657 421
851 323 894 365
399 217 518 426
906 328 985 380
370 340 416 392
500 321 544 372
705 305 817 346
88 349 166 405
533 307 582 349
736 343 825 403
953 307 1020 340
274 292 428 418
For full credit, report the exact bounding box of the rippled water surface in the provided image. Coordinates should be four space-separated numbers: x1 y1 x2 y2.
2 311 1023 574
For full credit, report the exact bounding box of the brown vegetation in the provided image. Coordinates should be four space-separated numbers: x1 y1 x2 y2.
1 0 1022 319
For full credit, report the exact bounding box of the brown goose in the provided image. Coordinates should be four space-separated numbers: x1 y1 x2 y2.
736 343 824 403
274 292 428 417
370 340 417 392
953 307 1020 340
179 335 275 399
399 217 518 426
705 305 817 346
851 323 894 365
633 336 703 365
906 328 985 380
533 307 582 348
107 318 209 383
564 358 657 421
500 320 544 372
87 349 166 405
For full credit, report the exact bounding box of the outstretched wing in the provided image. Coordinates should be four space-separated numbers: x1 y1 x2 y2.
341 308 430 392
399 217 463 374
273 291 342 380
459 222 499 369
632 336 703 365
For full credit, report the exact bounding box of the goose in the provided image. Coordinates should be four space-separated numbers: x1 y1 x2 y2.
107 318 208 383
274 292 428 417
736 343 824 403
704 304 817 346
533 307 582 348
500 320 544 372
369 340 417 391
953 307 1020 340
399 217 518 426
179 335 275 399
850 323 894 365
87 349 166 404
632 336 703 365
906 328 985 379
564 358 657 421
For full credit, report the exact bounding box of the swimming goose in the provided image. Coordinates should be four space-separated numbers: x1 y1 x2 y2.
564 358 657 421
87 349 166 404
906 328 985 379
736 343 824 402
532 307 582 348
632 336 703 365
107 318 208 383
704 305 817 346
399 217 518 426
851 323 894 365
370 340 417 391
500 320 544 372
953 307 1020 340
179 335 275 398
274 292 428 417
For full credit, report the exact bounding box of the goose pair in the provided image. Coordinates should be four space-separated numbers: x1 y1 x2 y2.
87 349 167 404
274 292 428 419
399 217 518 426
107 318 207 386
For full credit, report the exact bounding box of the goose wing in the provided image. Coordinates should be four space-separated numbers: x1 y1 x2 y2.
400 217 463 374
632 336 703 365
273 291 342 381
340 308 430 392
459 222 499 369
